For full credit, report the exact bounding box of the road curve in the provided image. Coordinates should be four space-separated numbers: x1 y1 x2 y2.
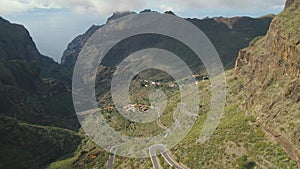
107 146 118 169
149 144 185 169
149 144 165 169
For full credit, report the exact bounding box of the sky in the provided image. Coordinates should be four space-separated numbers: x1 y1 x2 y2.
0 0 286 62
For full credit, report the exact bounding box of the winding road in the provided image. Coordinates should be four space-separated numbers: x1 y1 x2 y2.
106 104 187 169
107 146 117 169
150 105 186 169
149 144 184 169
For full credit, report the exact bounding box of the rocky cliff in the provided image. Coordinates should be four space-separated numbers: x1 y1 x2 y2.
61 12 273 70
0 17 78 130
0 17 82 169
60 11 136 67
61 25 101 66
235 0 300 165
0 17 41 61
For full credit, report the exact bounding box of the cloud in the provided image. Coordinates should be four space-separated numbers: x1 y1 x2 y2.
162 0 285 11
66 0 145 14
1 0 286 16
0 0 29 14
159 4 182 12
0 0 145 15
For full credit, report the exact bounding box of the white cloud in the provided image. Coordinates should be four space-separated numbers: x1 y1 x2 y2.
68 0 145 14
0 0 145 15
162 0 285 11
0 0 286 16
159 4 182 12
0 0 29 14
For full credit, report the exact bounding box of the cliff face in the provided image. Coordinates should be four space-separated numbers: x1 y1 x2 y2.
235 0 300 165
0 17 82 169
61 12 273 69
60 11 136 66
0 17 40 61
0 17 78 130
61 25 101 66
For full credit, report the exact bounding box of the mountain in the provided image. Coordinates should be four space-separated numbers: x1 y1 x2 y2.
60 11 137 67
54 2 300 169
0 116 82 169
0 2 299 168
0 17 82 168
49 3 300 168
234 0 300 165
61 11 274 70
0 17 40 61
0 17 79 130
60 25 101 67
0 17 72 84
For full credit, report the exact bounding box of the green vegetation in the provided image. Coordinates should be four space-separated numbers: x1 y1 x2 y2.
0 116 82 169
277 0 300 37
49 72 297 168
0 2 299 168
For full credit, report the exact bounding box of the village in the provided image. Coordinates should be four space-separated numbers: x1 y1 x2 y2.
138 74 209 88
103 74 209 113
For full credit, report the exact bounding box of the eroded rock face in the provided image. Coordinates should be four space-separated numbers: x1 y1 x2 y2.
285 0 300 9
235 6 300 78
0 17 79 130
60 25 101 66
0 17 41 61
234 0 300 165
61 13 273 69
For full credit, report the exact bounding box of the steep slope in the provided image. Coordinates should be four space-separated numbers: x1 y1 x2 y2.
0 17 79 130
61 25 101 67
0 17 72 85
51 72 298 168
61 11 136 67
0 116 82 169
0 17 40 61
61 11 273 70
235 0 300 165
0 17 83 169
51 4 300 169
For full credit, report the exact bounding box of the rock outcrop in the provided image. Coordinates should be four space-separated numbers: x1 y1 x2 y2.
0 17 79 130
235 0 300 166
61 12 274 69
61 25 101 66
0 17 83 169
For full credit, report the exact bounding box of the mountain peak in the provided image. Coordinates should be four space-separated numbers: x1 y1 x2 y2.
212 16 245 29
164 11 176 15
0 16 41 61
61 24 101 66
140 9 152 13
106 11 137 23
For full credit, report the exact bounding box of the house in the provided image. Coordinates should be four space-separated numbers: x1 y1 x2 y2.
123 103 149 112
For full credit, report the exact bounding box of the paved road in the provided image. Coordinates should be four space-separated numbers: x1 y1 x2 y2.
161 151 184 169
149 144 165 169
149 144 185 169
105 103 188 169
149 104 186 169
107 146 117 169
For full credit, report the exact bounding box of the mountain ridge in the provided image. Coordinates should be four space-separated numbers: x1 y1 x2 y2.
235 0 300 165
60 11 274 70
0 2 299 168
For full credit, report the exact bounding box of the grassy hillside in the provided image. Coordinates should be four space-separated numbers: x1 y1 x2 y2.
46 2 300 168
0 116 82 169
45 70 297 168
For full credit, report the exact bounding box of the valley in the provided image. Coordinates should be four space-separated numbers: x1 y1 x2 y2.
0 0 299 168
